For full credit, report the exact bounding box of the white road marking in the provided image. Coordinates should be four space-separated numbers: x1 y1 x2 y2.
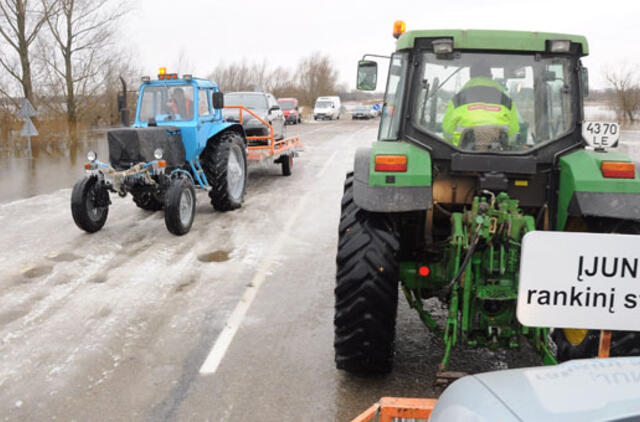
199 150 339 375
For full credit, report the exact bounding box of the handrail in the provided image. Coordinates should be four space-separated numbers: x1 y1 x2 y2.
223 105 302 159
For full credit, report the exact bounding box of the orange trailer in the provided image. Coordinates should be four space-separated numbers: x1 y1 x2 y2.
224 105 303 175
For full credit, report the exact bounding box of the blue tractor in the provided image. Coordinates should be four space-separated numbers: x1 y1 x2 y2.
71 69 247 235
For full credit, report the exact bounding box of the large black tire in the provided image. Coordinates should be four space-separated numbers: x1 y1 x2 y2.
201 131 247 211
131 188 163 211
71 176 109 233
164 178 196 236
553 220 640 361
334 172 400 374
281 153 293 176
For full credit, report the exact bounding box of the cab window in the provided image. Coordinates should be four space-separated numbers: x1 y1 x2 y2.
199 89 211 117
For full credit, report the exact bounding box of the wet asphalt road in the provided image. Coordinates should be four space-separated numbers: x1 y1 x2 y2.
2 119 638 421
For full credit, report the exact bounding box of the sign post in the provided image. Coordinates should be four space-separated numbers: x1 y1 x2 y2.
18 98 38 159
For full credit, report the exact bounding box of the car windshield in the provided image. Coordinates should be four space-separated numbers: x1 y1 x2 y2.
278 101 294 110
356 106 370 112
138 84 195 122
225 93 267 109
412 52 575 153
316 101 332 108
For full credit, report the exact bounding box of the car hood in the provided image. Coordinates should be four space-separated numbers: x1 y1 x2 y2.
430 357 640 422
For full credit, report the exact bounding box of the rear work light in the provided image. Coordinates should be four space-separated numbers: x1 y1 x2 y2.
375 155 407 172
601 161 636 179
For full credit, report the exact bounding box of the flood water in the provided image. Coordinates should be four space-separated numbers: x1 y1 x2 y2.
0 131 109 203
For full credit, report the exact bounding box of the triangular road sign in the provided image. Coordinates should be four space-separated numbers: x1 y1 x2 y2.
18 98 37 118
20 118 38 137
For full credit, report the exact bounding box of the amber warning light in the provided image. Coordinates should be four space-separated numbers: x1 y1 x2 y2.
393 20 406 39
157 67 178 80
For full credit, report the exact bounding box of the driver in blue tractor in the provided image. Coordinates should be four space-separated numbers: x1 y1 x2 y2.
442 61 520 148
167 87 193 119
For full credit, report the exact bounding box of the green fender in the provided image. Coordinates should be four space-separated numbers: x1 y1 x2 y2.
556 149 640 230
352 141 432 212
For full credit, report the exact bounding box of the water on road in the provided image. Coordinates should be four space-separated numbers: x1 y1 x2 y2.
0 120 639 421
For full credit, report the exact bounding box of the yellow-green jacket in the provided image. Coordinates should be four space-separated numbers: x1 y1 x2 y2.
442 77 519 146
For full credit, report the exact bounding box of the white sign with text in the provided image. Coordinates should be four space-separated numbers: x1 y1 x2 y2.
517 231 640 330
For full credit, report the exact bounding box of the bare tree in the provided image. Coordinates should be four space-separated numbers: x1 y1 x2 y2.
208 59 274 93
0 0 51 105
605 65 640 124
296 52 339 106
41 0 124 135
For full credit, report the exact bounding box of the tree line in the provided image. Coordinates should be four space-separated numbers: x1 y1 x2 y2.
0 0 344 144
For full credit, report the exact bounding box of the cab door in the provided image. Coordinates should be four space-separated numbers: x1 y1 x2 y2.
197 88 214 155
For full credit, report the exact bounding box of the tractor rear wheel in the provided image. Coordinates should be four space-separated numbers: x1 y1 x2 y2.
71 176 109 233
334 172 399 374
202 131 247 211
553 219 640 361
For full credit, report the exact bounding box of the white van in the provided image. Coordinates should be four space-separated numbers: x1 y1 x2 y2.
313 96 341 120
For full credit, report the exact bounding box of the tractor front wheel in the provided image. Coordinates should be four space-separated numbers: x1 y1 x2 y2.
71 176 109 233
334 172 399 374
164 178 196 236
202 131 247 211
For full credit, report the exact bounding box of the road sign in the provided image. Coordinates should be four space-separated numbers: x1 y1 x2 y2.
517 231 640 331
18 98 37 118
20 118 38 137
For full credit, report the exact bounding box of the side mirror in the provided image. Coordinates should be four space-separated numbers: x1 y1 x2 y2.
212 91 224 109
357 60 378 91
581 67 589 98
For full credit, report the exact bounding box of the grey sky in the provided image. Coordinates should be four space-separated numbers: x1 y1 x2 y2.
120 0 640 90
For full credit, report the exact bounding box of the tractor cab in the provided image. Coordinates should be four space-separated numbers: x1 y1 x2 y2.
356 28 602 227
133 68 226 161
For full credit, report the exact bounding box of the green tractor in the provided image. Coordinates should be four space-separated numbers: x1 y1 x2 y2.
334 25 640 375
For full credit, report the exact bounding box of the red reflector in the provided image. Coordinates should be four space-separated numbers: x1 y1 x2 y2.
601 162 636 179
84 163 92 170
375 155 407 172
419 266 430 277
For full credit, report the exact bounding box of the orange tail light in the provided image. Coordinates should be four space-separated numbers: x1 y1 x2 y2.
375 155 407 172
601 161 636 179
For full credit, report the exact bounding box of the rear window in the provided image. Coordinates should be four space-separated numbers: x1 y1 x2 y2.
278 101 295 110
224 93 267 109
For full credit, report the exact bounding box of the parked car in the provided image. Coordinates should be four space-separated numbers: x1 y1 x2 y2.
223 92 286 142
352 104 375 120
277 97 302 124
313 96 341 120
